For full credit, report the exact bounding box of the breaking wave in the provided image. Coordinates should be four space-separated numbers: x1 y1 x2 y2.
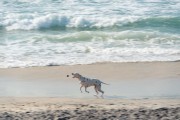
1 14 180 31
0 31 179 68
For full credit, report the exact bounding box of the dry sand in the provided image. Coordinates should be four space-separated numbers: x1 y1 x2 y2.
0 62 180 119
0 97 179 120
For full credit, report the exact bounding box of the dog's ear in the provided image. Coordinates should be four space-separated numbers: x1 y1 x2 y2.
72 73 74 75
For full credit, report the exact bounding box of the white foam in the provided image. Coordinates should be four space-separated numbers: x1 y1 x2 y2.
0 0 180 68
0 31 179 68
1 0 179 31
1 13 142 31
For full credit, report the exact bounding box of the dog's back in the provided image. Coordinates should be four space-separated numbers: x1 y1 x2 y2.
80 77 97 86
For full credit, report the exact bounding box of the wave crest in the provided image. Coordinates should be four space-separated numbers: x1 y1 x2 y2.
2 14 179 31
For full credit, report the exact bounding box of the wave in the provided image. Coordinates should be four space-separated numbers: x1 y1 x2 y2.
0 30 179 68
1 14 180 31
36 31 180 45
123 17 180 29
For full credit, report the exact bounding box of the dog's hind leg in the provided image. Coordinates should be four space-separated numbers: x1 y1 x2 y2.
85 86 89 93
97 86 104 98
94 86 99 98
100 90 104 98
100 91 104 98
94 86 99 95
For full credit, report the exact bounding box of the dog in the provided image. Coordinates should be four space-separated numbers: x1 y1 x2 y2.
71 73 109 97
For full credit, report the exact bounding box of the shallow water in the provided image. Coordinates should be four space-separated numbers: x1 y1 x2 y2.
0 0 180 68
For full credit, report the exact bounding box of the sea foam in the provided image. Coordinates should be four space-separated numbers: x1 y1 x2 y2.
0 31 179 68
1 14 180 31
1 14 142 30
0 0 180 68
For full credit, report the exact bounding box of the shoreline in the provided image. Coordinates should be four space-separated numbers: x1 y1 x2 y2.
0 61 179 99
0 62 180 119
1 61 180 69
0 61 179 80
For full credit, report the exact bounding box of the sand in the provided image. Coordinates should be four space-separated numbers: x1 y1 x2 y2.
0 62 180 119
0 62 179 81
0 97 180 120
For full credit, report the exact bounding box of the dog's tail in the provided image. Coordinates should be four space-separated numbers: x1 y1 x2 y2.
101 81 109 85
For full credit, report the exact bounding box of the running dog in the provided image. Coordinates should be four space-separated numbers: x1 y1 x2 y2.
71 73 109 97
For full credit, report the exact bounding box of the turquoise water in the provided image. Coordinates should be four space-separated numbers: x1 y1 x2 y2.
0 0 180 68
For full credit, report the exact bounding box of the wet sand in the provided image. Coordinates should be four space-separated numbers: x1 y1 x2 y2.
0 62 180 98
0 62 180 119
0 62 179 81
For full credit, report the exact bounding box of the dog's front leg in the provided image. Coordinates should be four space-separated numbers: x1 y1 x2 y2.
80 85 83 93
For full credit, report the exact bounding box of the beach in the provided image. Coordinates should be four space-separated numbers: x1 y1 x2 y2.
0 62 180 98
0 61 179 80
0 62 180 119
0 97 180 120
1 0 180 119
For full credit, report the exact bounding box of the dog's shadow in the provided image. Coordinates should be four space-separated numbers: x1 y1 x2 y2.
94 95 104 99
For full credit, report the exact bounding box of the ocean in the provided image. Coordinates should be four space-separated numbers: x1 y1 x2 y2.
0 0 180 68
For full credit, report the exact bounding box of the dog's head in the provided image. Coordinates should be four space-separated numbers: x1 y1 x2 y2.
72 73 81 79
